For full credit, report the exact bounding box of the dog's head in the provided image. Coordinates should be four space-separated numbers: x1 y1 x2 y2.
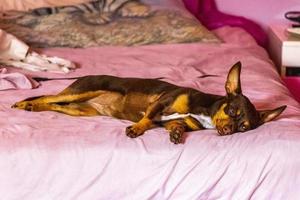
212 61 286 136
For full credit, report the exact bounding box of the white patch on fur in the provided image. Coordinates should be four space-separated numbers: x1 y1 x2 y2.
189 114 215 129
161 113 215 129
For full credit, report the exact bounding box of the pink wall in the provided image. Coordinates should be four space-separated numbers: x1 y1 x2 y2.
215 0 300 29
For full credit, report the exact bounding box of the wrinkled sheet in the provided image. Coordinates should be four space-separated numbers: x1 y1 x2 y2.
0 28 76 73
1 27 300 200
0 68 39 90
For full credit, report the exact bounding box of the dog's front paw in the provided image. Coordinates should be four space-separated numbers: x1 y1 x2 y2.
11 101 34 111
169 127 184 144
126 125 145 138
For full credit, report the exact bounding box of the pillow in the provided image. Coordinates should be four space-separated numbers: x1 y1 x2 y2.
0 0 88 11
0 0 221 47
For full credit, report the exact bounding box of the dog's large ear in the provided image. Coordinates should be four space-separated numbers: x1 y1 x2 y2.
225 61 242 96
258 105 287 124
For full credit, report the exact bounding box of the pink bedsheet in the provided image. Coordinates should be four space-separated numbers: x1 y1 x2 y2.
1 27 300 199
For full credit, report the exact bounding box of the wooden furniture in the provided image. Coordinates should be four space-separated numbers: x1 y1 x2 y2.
268 23 300 77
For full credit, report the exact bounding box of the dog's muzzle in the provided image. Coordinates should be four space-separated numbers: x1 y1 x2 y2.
217 124 234 136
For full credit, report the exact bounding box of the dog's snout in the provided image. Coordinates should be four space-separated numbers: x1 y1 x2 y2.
217 125 234 136
222 125 233 135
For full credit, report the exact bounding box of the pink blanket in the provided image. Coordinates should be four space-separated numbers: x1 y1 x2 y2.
0 68 39 90
1 27 300 199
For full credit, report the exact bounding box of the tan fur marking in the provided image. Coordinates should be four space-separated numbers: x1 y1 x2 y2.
124 93 162 109
243 121 250 127
212 103 230 126
15 102 99 116
171 94 189 114
149 93 164 104
129 117 153 135
164 120 185 131
183 116 202 130
31 91 106 104
45 103 99 116
87 91 124 116
138 117 152 128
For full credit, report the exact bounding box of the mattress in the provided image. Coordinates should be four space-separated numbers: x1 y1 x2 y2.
1 26 300 199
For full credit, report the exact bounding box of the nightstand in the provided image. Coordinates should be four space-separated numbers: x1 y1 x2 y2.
268 23 300 77
268 23 300 103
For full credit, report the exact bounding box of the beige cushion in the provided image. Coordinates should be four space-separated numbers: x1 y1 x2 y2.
0 0 221 47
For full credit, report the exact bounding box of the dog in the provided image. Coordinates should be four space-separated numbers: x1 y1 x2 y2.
12 62 286 144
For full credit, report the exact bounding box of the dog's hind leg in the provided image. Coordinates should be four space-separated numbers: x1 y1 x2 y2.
12 90 105 110
23 102 99 116
125 101 164 138
125 96 174 138
32 91 104 104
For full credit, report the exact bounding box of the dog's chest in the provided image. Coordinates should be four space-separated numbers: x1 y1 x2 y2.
161 113 215 129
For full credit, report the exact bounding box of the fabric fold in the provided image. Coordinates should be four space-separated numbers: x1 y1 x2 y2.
0 28 76 73
0 67 39 90
0 29 28 60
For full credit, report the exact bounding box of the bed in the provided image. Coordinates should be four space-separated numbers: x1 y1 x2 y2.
1 0 300 199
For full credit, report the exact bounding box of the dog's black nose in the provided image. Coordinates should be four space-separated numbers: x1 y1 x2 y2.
223 125 233 135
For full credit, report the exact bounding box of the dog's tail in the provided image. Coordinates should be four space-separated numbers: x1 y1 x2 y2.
32 76 81 82
32 76 167 82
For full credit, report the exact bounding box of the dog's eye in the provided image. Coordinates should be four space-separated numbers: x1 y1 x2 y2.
239 122 248 132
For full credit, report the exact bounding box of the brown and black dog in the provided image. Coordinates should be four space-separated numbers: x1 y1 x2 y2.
12 62 286 144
